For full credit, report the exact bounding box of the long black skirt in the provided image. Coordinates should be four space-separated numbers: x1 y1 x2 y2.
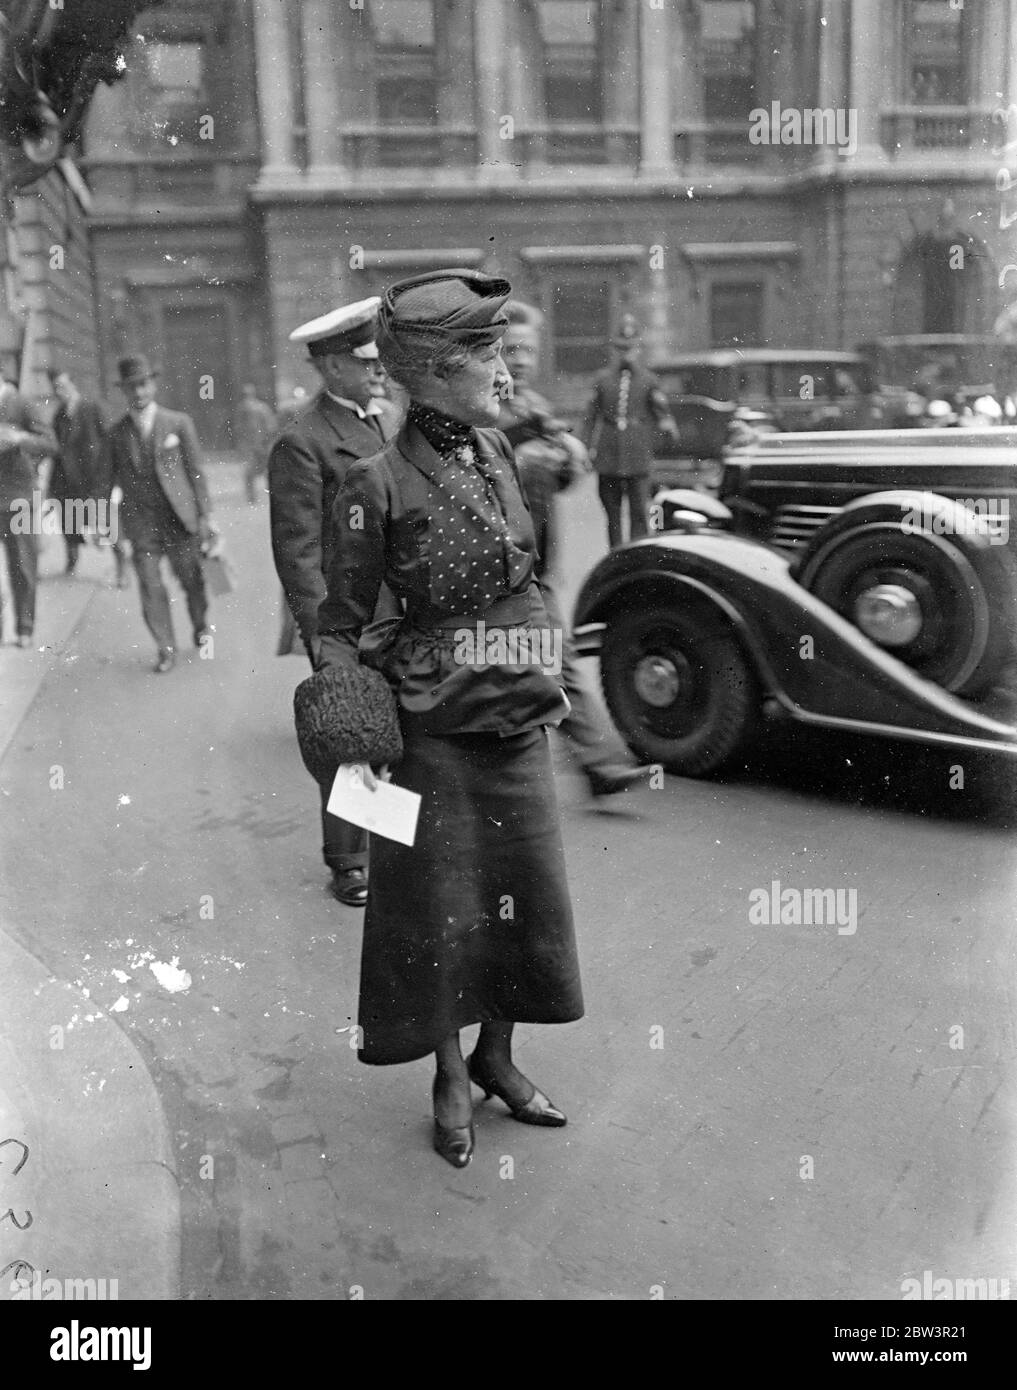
357 724 584 1065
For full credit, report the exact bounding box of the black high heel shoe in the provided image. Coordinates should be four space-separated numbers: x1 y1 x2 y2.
432 1080 475 1168
466 1053 567 1127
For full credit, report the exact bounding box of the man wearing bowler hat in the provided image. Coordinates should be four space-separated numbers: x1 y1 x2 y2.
581 314 677 548
106 354 215 673
269 297 400 908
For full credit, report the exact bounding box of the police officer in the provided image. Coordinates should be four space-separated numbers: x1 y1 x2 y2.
581 315 677 547
269 298 400 907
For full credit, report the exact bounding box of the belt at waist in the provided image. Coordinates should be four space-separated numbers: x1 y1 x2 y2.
409 588 540 633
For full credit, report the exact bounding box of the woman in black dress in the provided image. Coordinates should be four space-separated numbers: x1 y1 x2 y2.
314 269 584 1167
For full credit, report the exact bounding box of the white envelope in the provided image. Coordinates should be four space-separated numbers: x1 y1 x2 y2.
327 765 420 847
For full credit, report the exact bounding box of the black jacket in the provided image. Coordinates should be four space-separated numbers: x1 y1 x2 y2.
268 390 400 650
0 385 56 509
51 399 107 503
316 420 568 738
105 406 210 540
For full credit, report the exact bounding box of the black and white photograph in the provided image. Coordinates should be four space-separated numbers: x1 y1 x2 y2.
1 0 1015 1345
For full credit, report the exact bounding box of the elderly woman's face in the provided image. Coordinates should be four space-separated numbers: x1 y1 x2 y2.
432 342 510 426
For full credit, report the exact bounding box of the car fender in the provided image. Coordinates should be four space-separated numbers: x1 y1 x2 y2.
573 531 1017 751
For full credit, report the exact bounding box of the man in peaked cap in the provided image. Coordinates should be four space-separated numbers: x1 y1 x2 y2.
269 295 400 908
581 314 678 547
105 353 215 673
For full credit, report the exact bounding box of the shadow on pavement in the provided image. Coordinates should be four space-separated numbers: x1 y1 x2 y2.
708 718 1017 830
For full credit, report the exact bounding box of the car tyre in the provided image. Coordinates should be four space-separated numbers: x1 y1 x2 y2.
599 603 760 776
796 491 1017 697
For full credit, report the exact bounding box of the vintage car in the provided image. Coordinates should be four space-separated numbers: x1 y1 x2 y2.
857 335 1017 404
653 348 882 428
649 349 885 490
572 427 1017 776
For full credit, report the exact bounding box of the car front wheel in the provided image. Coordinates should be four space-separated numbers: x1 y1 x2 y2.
599 603 760 776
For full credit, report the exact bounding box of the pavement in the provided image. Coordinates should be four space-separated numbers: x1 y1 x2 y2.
2 462 1015 1301
0 498 185 1302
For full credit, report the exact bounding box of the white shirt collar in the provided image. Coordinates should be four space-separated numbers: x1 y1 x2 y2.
325 391 383 420
129 401 158 436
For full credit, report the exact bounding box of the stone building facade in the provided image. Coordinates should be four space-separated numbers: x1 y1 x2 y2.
0 163 100 397
0 0 150 400
81 0 1017 435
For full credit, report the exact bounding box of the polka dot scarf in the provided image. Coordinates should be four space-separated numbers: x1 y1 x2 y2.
408 401 530 614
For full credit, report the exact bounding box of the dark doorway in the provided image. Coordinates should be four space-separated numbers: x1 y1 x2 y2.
893 235 988 336
158 303 235 447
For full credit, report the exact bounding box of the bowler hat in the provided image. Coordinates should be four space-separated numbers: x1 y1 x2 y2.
116 353 159 387
379 269 512 346
294 663 403 786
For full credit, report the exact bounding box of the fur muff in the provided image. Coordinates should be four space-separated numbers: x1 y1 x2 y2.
294 663 403 784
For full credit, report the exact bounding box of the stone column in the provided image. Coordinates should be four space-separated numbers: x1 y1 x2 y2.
301 0 344 178
849 0 888 161
639 0 675 174
816 0 849 169
475 0 515 176
251 0 297 177
671 0 704 169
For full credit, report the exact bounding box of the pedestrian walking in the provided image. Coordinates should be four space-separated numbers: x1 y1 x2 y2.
308 269 584 1168
49 369 127 586
232 382 277 505
500 300 651 798
0 376 57 647
268 298 400 907
105 354 215 674
581 314 677 547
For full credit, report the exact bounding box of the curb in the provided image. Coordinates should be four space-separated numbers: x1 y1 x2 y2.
0 931 180 1300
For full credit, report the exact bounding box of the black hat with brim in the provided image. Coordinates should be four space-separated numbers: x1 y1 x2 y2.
117 353 160 386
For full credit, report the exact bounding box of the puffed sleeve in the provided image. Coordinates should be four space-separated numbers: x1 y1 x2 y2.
316 459 390 671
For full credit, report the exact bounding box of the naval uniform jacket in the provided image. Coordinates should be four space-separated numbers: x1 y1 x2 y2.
582 362 671 478
105 406 210 542
316 420 569 738
269 390 401 651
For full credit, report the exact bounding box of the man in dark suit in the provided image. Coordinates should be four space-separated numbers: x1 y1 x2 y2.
0 377 57 646
105 354 215 673
50 368 127 585
581 315 678 547
269 297 400 907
